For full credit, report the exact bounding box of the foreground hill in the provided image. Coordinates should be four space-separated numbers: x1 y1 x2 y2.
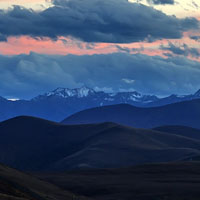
62 99 200 129
0 116 200 171
0 163 87 200
36 161 200 200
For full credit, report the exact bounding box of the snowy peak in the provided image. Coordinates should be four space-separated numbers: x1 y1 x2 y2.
75 86 95 97
110 91 158 103
33 87 200 107
44 86 95 98
117 91 142 97
34 87 160 104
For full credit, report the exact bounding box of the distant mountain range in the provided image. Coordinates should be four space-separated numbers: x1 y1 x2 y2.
1 116 200 171
62 99 200 129
0 86 200 122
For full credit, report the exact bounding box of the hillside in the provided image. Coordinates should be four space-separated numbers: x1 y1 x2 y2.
153 126 200 140
0 163 88 200
37 161 200 200
0 116 200 171
62 99 200 129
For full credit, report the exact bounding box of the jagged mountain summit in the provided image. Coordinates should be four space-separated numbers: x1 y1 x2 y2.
35 86 96 99
34 86 159 105
34 86 200 105
0 86 200 122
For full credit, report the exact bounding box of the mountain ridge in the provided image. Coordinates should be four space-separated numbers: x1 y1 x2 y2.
62 99 200 129
0 86 200 122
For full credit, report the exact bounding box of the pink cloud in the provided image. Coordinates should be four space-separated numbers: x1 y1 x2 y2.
0 36 117 55
0 34 199 62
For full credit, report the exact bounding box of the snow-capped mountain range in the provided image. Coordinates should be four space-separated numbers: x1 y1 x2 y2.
38 87 96 99
34 86 159 105
0 86 200 122
35 86 200 106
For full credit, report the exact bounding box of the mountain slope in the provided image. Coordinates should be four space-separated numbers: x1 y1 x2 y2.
62 99 200 129
153 126 200 140
0 116 200 171
0 163 87 200
0 116 116 171
37 161 200 200
50 125 200 171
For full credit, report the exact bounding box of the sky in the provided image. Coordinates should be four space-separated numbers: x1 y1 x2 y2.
0 0 199 99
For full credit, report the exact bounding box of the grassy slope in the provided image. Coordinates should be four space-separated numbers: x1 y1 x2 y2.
0 163 90 200
1 116 200 170
37 161 200 200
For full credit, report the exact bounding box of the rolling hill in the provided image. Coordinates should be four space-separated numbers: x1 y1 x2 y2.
0 116 200 171
153 125 200 140
37 161 200 200
0 163 88 200
62 99 200 129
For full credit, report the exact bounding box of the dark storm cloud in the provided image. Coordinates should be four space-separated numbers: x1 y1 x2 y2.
190 36 200 42
147 0 175 5
0 0 198 43
160 42 200 58
0 52 200 99
192 1 199 9
0 34 7 42
115 45 144 53
115 45 131 53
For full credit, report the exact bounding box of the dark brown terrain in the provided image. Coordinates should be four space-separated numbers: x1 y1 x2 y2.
37 161 200 200
1 116 200 200
0 163 89 200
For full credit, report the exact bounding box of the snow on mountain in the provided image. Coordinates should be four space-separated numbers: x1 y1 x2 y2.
34 86 158 105
0 87 200 122
34 86 96 100
34 86 200 107
45 86 95 98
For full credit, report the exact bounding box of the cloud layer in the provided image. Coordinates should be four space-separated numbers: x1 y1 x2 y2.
160 42 200 58
1 52 200 99
0 0 198 43
147 0 175 5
